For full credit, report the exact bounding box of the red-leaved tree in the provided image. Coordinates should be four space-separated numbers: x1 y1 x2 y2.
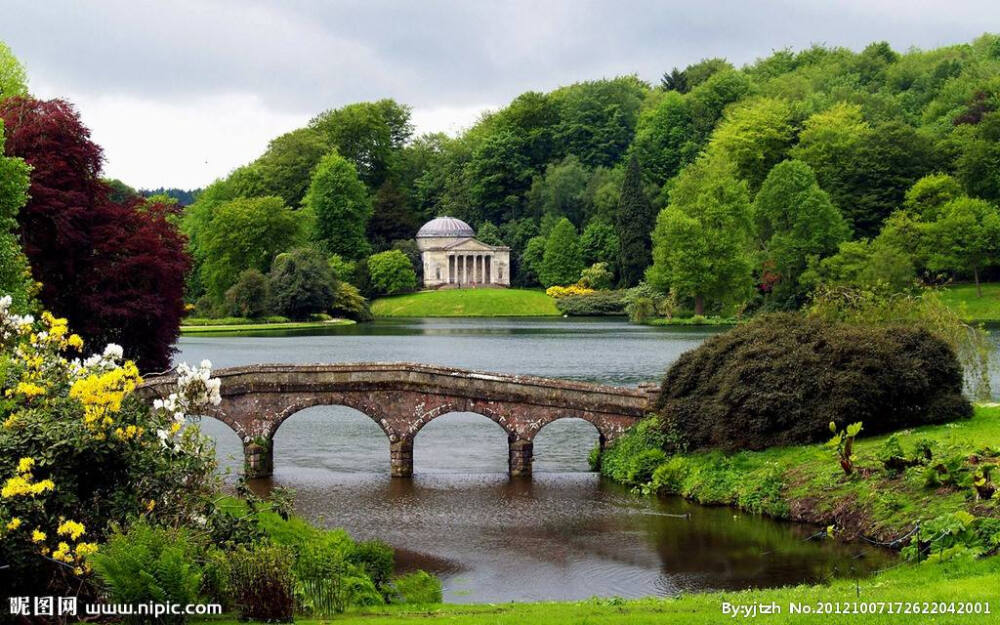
0 97 190 370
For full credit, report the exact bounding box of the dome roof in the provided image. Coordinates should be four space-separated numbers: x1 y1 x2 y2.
416 216 475 239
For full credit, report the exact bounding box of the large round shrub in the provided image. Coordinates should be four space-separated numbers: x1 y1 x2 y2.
655 313 972 451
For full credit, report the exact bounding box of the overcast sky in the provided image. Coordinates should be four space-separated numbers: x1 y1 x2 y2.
3 0 997 189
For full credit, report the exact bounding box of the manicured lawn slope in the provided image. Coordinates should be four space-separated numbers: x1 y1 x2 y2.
371 288 560 317
193 557 999 625
180 319 354 334
940 282 1000 323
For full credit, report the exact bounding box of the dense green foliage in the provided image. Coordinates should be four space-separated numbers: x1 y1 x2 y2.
0 119 31 308
655 314 971 451
752 160 849 303
304 151 372 259
268 248 337 320
91 522 205 624
367 249 418 296
539 217 584 287
171 34 1000 321
198 196 306 302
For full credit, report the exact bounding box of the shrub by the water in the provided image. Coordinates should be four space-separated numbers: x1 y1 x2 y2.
655 313 972 451
91 522 203 624
228 543 296 623
387 570 443 605
554 290 627 315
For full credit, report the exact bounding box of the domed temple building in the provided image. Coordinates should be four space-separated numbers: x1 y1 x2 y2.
416 217 511 289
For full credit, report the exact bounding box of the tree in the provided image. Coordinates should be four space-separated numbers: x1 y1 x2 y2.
199 196 305 302
251 127 330 207
476 221 504 246
224 269 270 318
792 105 940 237
904 173 964 220
683 57 734 88
366 249 417 296
0 118 32 307
630 91 697 185
615 155 655 288
1 97 190 370
268 247 336 320
579 262 613 290
954 112 1000 203
580 219 620 268
660 67 688 93
519 236 547 286
539 218 583 287
525 155 591 226
304 150 372 259
0 42 28 102
921 197 1000 296
647 156 753 314
752 160 849 303
705 97 795 193
551 76 646 168
310 99 413 188
813 239 915 293
465 129 533 225
369 181 420 251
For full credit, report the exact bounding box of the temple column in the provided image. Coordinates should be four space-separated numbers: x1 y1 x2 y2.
390 439 414 478
476 255 483 283
485 255 492 284
243 439 274 479
508 437 533 478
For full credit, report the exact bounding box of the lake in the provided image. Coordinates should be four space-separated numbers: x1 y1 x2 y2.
175 318 897 602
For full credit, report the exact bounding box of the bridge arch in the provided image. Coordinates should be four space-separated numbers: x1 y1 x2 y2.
412 411 514 474
532 416 606 472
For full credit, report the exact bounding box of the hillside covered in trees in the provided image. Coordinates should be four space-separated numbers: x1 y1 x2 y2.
180 33 1000 318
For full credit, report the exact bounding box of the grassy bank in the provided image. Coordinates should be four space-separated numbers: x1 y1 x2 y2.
371 288 560 317
192 556 999 625
940 282 1000 323
180 319 355 334
601 405 1000 543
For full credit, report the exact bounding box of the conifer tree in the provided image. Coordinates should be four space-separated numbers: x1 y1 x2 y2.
615 154 654 287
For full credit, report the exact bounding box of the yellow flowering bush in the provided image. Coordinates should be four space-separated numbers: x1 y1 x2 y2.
545 284 597 298
0 294 219 597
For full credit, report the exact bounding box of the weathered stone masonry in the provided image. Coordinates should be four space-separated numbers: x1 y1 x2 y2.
138 363 661 479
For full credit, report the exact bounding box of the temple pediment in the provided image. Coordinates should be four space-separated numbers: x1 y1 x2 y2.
442 237 505 252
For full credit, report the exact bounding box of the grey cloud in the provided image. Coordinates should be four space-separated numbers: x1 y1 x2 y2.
4 0 997 113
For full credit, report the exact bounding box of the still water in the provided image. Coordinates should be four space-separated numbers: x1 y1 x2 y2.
175 318 896 602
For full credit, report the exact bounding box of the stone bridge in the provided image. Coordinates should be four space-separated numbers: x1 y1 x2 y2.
138 363 660 479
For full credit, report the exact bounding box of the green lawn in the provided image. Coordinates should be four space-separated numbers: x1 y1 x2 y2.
193 556 999 625
939 282 1000 323
180 319 355 334
602 405 1000 544
371 289 560 317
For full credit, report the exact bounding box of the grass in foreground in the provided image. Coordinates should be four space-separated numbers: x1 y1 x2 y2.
180 319 355 334
193 556 999 624
939 282 1000 323
371 288 560 317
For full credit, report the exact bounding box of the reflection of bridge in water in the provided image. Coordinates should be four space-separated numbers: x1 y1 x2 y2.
139 363 660 478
